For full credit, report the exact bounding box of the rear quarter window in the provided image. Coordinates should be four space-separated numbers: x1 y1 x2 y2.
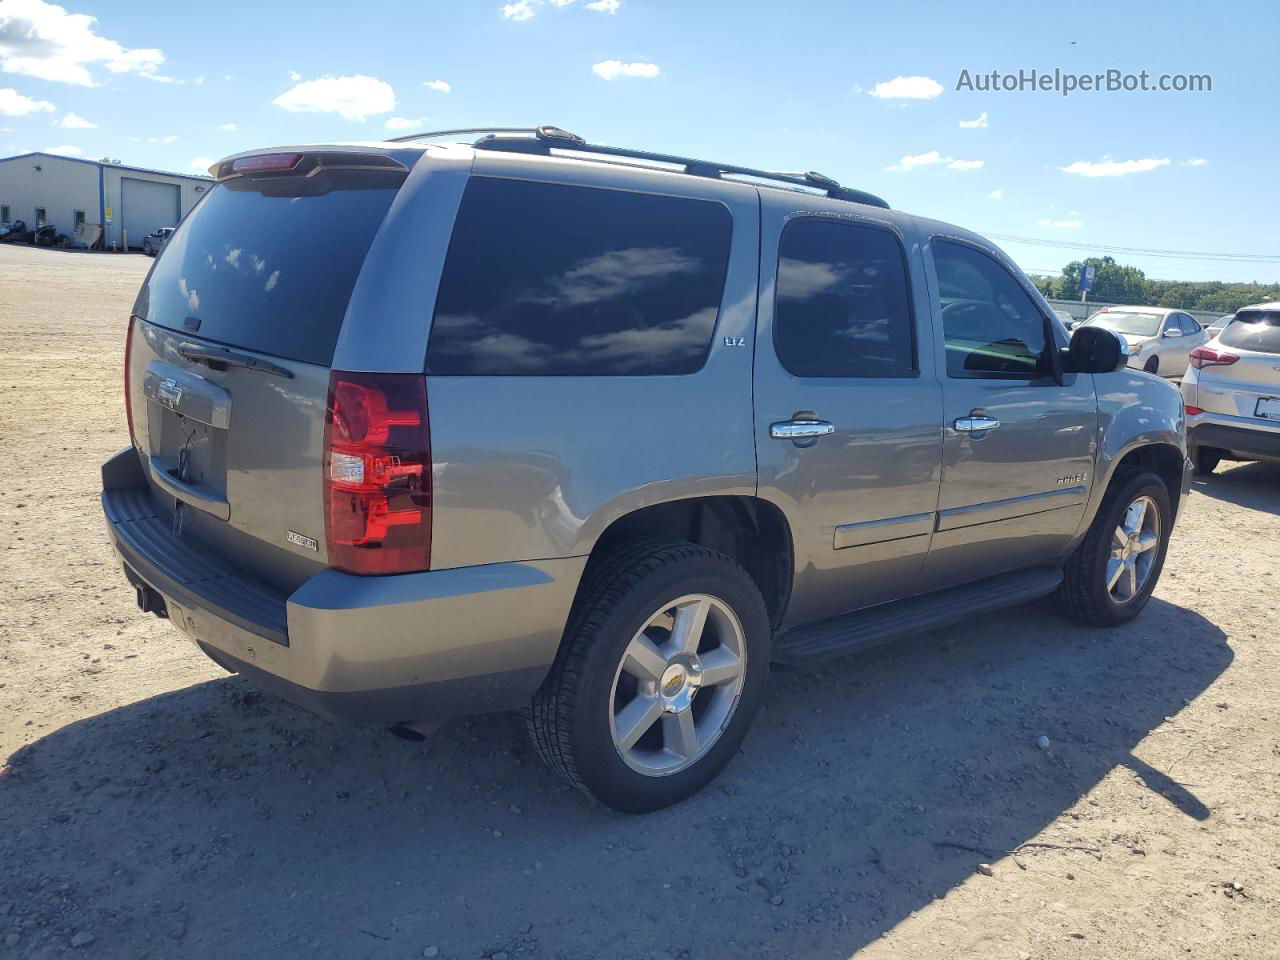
1218 310 1280 355
426 178 732 376
137 167 405 366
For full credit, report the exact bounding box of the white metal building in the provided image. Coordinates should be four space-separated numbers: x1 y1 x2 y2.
0 152 212 250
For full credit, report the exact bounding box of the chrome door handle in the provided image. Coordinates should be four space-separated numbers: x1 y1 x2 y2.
770 419 835 440
954 416 1001 432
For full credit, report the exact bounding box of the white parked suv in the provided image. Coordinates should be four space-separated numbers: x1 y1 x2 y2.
1182 302 1280 474
1076 306 1208 378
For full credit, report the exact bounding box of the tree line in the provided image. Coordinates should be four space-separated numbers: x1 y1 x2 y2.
1028 257 1280 313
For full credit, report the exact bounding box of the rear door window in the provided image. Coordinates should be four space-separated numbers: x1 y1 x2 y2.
426 177 732 376
773 217 915 378
1219 310 1280 355
137 166 406 366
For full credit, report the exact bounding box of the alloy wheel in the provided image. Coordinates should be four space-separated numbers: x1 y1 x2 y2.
1107 495 1161 603
609 594 747 776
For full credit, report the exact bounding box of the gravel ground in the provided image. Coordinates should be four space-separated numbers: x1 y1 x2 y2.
1 244 1277 960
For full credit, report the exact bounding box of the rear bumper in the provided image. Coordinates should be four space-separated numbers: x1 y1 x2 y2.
102 448 587 723
1188 415 1280 461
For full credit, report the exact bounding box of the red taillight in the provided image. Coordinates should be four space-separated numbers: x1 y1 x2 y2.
1184 405 1205 416
232 153 301 173
323 372 431 575
1189 346 1239 369
124 315 137 446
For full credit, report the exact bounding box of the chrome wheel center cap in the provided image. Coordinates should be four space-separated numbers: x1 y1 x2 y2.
659 655 702 713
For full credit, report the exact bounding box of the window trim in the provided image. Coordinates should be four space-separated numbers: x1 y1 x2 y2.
771 215 919 381
930 235 1061 384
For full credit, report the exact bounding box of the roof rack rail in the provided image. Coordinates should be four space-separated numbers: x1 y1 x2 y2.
386 124 889 209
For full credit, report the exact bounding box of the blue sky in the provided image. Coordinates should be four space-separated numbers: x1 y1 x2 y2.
1 0 1277 283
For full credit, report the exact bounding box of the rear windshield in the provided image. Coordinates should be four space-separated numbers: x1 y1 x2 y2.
136 167 404 365
1219 310 1280 355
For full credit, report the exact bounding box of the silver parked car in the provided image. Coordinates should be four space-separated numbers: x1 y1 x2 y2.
142 226 174 257
1182 302 1280 474
1076 306 1209 377
1204 313 1235 336
102 127 1190 811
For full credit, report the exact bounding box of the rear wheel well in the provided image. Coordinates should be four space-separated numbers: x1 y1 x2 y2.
1112 443 1184 519
590 497 793 629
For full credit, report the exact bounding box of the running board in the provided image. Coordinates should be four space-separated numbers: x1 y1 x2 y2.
772 567 1063 665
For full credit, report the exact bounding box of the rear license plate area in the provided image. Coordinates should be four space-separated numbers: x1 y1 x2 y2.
1255 397 1280 421
150 407 228 495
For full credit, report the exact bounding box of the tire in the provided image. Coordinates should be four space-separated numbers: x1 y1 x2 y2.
1055 469 1172 627
1192 446 1221 476
527 539 770 813
144 242 154 257
1143 356 1159 375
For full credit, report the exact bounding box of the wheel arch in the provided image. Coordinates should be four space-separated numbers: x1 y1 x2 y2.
1109 442 1186 521
588 496 794 630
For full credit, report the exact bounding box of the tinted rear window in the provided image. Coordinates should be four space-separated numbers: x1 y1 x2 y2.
426 177 731 376
137 168 404 365
1219 310 1280 354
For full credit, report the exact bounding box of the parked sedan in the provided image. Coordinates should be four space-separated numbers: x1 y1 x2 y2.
1075 306 1208 378
142 227 174 257
1182 302 1280 474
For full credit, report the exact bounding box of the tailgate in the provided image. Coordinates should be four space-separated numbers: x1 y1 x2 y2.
126 151 411 592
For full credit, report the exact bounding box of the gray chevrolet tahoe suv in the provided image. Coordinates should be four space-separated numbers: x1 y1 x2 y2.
102 126 1191 812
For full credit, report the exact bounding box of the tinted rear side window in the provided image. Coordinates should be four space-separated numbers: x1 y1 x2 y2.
774 218 914 378
427 178 732 376
138 168 404 365
1219 310 1280 354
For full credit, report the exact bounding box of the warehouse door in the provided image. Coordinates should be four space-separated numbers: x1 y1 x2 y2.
121 178 180 249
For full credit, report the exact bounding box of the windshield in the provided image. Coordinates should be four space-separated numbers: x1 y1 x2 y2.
1083 311 1162 337
136 167 405 365
1218 310 1280 355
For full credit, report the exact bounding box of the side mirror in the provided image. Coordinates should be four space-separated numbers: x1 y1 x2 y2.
1163 327 1183 338
1066 325 1128 373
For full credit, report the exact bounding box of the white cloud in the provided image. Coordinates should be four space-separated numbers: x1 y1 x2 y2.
867 75 942 100
585 0 620 11
959 111 988 128
549 0 576 4
145 134 177 143
501 0 537 19
424 79 451 93
219 121 236 131
272 74 395 122
1039 218 1083 229
0 0 166 86
0 87 54 115
56 110 93 128
43 143 80 155
1059 156 1170 177
288 70 300 82
887 149 982 172
193 74 204 86
592 60 660 80
990 188 1003 200
384 115 427 130
1181 157 1208 167
190 155 211 172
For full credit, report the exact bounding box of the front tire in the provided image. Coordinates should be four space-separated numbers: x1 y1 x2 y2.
1056 469 1172 626
528 540 770 813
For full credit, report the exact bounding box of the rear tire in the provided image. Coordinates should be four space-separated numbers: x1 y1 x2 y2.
1192 446 1221 476
1143 356 1159 375
1055 469 1171 627
527 539 770 813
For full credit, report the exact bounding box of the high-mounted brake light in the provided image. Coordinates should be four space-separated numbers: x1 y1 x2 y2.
124 315 137 446
232 153 302 173
323 372 431 575
1189 346 1239 369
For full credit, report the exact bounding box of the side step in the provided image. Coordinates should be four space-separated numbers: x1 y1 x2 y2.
772 567 1063 665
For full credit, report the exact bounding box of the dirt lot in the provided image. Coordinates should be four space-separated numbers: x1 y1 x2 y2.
1 243 1277 960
